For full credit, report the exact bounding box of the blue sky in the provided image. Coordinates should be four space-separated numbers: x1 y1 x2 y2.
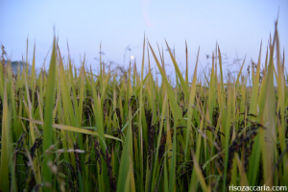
0 0 287 74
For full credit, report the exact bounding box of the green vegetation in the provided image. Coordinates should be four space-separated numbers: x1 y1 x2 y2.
0 24 287 192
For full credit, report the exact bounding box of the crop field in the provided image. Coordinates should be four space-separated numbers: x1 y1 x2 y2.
0 24 287 192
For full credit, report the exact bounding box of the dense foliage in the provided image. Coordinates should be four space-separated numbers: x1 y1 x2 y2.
0 24 287 192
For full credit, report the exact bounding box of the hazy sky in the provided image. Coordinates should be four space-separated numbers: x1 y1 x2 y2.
0 0 287 74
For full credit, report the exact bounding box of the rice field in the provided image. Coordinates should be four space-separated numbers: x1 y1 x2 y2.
0 23 287 192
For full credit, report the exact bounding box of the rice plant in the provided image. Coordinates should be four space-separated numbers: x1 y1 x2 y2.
0 22 287 192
